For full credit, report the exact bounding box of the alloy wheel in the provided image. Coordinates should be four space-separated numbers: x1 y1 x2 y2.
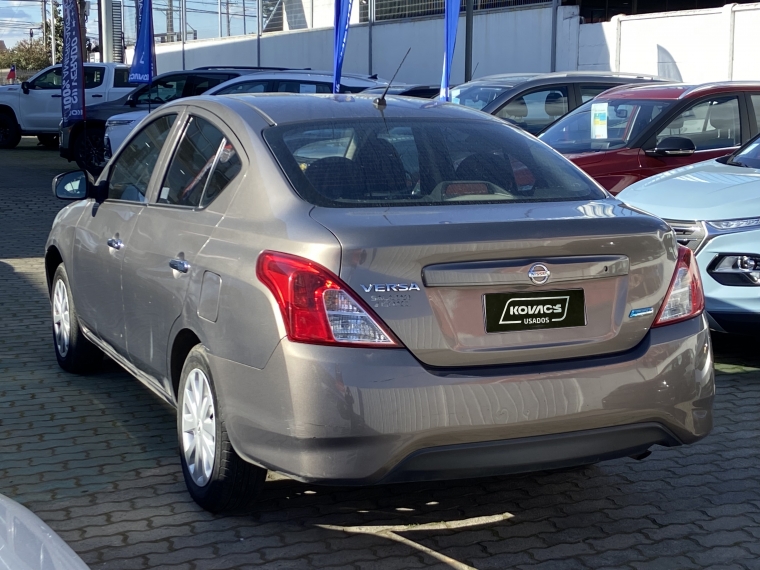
52 279 70 358
181 368 217 487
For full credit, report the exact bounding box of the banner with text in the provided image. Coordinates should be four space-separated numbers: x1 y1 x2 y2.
333 0 353 94
439 0 459 101
130 0 156 84
61 0 85 128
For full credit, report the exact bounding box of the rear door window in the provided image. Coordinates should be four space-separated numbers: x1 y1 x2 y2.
215 80 272 95
114 68 140 88
276 81 332 94
264 117 605 207
495 87 569 135
656 96 741 151
580 84 615 103
158 116 242 207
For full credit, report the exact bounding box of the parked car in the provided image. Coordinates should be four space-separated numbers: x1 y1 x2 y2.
618 133 760 334
102 70 389 159
449 72 665 135
539 82 760 194
0 493 89 570
60 67 302 172
47 93 713 513
0 62 136 149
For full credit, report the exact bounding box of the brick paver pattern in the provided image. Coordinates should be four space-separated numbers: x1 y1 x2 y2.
1 139 759 570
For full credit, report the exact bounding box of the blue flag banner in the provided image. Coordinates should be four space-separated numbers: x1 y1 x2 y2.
333 0 353 94
130 0 156 84
61 0 85 128
439 0 459 101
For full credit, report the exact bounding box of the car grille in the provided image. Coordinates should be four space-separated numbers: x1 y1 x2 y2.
664 219 706 252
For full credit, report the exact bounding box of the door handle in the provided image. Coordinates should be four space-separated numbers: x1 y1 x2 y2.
92 94 103 98
52 94 62 98
107 238 123 250
170 259 190 273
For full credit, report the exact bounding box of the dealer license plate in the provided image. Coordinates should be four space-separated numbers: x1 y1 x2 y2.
484 289 586 333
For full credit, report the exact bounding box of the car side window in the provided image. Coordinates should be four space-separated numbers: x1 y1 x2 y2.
495 87 569 135
188 75 235 97
108 114 177 202
85 67 106 89
215 80 271 95
656 96 741 151
30 67 62 90
136 75 188 105
158 116 242 208
113 68 139 88
750 95 760 130
580 84 615 103
277 81 332 94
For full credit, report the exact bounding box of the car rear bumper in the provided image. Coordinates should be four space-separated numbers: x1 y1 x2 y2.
210 315 713 484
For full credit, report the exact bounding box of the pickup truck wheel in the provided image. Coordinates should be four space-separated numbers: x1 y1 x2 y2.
37 134 59 149
0 114 21 149
73 126 106 175
178 345 267 513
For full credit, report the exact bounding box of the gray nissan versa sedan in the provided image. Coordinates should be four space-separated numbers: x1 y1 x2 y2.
46 93 714 513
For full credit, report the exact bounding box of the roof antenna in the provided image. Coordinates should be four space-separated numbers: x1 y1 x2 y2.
374 47 411 110
472 62 480 79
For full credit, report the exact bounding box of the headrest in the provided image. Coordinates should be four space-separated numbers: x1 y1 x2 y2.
501 97 528 119
709 102 736 131
544 91 567 117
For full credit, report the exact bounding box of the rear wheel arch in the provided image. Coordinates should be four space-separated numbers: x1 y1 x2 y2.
170 329 202 398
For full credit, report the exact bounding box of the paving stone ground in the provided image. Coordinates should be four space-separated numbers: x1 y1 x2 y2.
1 138 759 570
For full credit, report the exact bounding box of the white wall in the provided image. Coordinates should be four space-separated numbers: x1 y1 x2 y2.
577 3 760 83
149 4 562 85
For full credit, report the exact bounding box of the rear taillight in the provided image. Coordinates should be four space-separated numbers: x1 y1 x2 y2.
653 245 705 327
256 251 400 347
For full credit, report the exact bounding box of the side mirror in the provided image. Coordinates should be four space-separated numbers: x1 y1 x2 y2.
645 136 696 157
126 93 137 107
21 81 30 94
52 171 107 202
53 171 87 200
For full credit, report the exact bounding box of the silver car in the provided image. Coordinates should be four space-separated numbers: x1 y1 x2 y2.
46 93 715 513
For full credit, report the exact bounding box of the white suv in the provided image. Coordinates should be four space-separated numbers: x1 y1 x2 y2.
104 70 386 158
0 63 135 149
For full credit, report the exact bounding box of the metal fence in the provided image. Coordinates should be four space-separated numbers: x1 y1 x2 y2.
365 0 551 22
0 69 41 86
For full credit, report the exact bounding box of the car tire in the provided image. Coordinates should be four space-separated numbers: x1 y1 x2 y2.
73 126 105 175
0 113 21 149
51 264 103 374
177 345 267 513
37 134 59 148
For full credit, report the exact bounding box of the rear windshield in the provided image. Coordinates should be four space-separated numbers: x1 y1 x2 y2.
539 98 673 153
263 118 606 207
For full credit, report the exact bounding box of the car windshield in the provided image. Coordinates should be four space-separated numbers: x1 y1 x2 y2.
450 84 511 110
263 117 606 208
727 136 760 168
539 98 674 154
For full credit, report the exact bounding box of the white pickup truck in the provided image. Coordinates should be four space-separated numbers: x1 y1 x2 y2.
0 62 136 149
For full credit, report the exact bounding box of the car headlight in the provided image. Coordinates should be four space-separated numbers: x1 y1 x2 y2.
707 218 760 230
105 119 135 127
708 254 760 286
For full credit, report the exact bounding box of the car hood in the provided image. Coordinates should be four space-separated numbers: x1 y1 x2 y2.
0 84 21 93
107 110 149 123
86 95 132 121
617 159 760 220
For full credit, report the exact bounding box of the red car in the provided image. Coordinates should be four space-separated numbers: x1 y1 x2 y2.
539 82 760 194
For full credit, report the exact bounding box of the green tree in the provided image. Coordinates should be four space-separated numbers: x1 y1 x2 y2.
5 38 52 70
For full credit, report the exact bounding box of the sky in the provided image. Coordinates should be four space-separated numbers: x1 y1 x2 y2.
0 0 98 51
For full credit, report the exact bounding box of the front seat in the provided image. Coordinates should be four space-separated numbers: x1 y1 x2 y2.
498 97 528 128
544 91 568 120
355 138 408 198
305 157 365 201
709 102 739 147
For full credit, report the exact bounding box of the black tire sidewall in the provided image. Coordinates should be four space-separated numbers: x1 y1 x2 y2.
177 346 227 506
0 114 21 149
